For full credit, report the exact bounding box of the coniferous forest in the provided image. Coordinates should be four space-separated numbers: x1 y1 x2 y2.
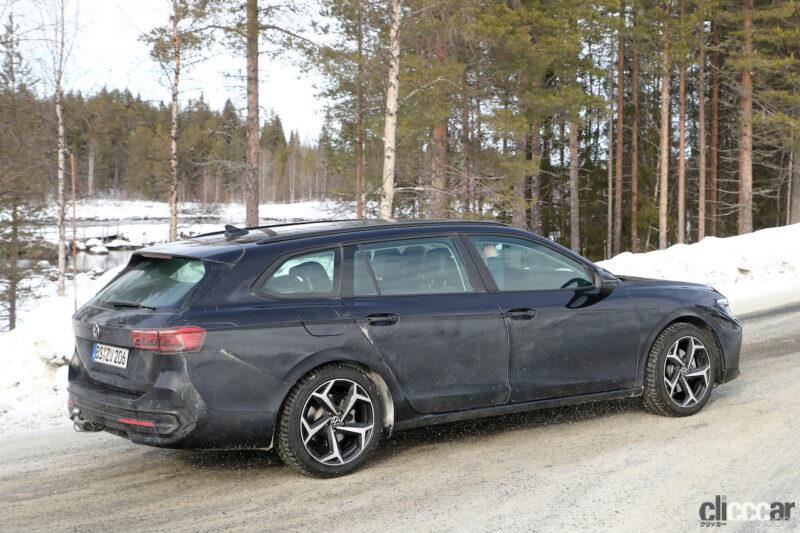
3 0 800 327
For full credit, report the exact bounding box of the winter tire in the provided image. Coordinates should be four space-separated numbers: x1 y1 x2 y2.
277 364 383 477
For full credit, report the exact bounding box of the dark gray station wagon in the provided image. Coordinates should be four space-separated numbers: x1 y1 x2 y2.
68 220 742 476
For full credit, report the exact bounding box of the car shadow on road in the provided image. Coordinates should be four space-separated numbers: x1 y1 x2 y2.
168 397 641 473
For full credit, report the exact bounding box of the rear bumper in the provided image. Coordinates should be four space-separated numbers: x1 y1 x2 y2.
68 374 202 447
67 356 276 449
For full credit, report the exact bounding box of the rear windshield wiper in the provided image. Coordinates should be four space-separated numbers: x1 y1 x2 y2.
106 300 157 311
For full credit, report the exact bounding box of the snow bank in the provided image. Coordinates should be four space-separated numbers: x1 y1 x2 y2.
598 223 800 315
0 268 122 435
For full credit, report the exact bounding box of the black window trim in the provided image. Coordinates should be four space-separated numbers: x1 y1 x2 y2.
461 233 597 294
341 234 485 298
252 244 343 300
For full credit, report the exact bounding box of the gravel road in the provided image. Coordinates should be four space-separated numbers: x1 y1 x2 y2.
2 306 799 532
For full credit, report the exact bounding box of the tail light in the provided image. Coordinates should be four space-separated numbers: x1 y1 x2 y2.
131 326 206 353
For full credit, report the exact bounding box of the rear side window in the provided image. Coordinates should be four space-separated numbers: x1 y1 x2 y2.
357 237 473 295
95 257 206 309
260 249 338 297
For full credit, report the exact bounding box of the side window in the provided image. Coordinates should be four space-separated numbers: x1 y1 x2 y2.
353 249 378 296
469 236 593 291
260 248 338 297
358 237 473 295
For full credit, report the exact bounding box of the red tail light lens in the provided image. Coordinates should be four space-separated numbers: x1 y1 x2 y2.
131 326 206 353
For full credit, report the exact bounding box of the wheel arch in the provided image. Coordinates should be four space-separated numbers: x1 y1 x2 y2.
642 312 726 386
276 354 401 440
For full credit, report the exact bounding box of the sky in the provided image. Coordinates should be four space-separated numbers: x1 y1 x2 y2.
7 0 325 141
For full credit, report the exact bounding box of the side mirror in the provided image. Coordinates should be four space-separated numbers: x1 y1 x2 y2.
593 267 618 297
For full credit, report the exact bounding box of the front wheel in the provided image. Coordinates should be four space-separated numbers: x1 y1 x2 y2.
276 364 383 477
643 323 718 417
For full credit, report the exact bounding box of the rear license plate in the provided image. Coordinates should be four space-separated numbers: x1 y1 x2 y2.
92 343 129 369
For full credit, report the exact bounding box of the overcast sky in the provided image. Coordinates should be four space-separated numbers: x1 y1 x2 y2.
7 0 325 141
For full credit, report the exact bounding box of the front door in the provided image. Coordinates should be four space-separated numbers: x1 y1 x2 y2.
465 235 640 402
341 236 510 414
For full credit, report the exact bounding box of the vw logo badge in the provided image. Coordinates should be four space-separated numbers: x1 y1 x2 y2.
92 324 101 340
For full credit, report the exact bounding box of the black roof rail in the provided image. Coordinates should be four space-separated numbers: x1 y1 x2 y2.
254 219 509 245
195 218 370 239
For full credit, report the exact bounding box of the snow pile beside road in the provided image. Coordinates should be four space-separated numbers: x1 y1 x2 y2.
0 268 122 435
598 223 800 315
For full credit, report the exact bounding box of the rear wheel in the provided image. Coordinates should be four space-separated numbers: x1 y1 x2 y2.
277 364 383 477
643 323 717 417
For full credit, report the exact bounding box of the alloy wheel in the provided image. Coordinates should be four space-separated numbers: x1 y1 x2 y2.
300 378 375 466
663 336 711 408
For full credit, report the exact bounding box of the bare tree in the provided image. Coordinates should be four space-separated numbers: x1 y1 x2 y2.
613 0 624 255
709 18 720 236
569 119 580 252
677 0 686 243
738 0 753 234
607 53 614 258
658 0 671 250
380 0 402 219
244 0 259 226
168 0 181 240
697 8 707 240
630 36 639 252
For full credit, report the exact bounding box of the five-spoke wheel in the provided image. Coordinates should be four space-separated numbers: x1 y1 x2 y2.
644 322 717 417
277 365 384 477
663 336 711 408
300 378 375 466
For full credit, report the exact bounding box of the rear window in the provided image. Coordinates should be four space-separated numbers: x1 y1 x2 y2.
95 256 206 309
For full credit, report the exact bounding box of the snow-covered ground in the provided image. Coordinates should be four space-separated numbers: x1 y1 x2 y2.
35 199 353 247
2 200 799 437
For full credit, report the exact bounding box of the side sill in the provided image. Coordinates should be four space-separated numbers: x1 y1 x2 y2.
394 387 643 431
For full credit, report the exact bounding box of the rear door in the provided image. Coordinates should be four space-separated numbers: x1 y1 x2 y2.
341 236 510 414
464 234 640 402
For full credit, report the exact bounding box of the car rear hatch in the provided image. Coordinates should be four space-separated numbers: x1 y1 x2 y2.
72 247 236 395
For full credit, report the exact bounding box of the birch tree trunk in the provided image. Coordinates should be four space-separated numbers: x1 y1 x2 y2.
738 0 753 234
569 119 580 252
697 13 707 240
244 0 260 226
658 0 671 250
380 0 401 219
55 0 66 296
355 0 365 218
168 0 181 241
677 0 686 243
